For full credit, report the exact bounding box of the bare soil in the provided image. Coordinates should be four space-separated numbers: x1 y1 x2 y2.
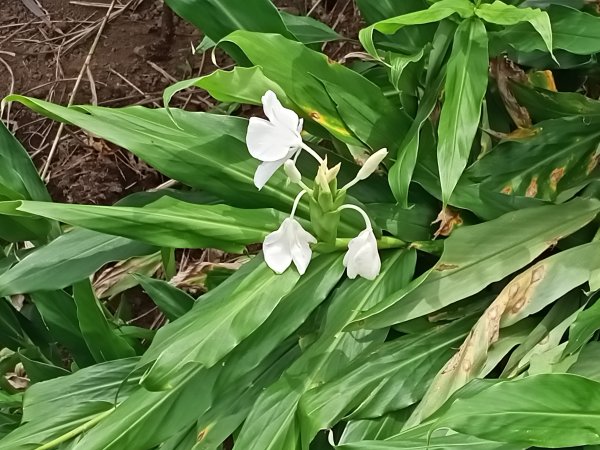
0 0 361 205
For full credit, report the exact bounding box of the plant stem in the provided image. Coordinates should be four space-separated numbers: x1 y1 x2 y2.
313 236 406 253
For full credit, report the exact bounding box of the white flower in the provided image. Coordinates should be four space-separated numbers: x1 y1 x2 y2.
263 190 316 275
246 90 304 190
263 217 316 275
338 203 381 280
343 228 381 280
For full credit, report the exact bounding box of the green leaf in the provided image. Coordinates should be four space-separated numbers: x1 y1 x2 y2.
355 0 430 24
73 279 136 362
388 19 455 206
0 299 29 350
0 358 140 450
0 228 155 296
0 197 287 253
510 82 600 121
491 5 600 55
566 297 600 354
29 290 95 367
187 255 345 448
22 357 135 422
475 0 553 55
163 66 287 110
193 344 301 450
0 404 113 450
279 12 341 44
389 71 445 206
433 374 600 447
221 31 410 149
233 250 416 450
355 0 436 54
298 317 474 437
569 341 600 381
350 198 600 330
339 410 413 444
0 119 50 203
437 18 488 204
359 0 474 58
365 201 436 242
0 118 57 242
338 434 522 450
139 256 301 390
5 97 364 233
164 0 292 44
18 351 70 383
502 298 576 377
134 274 195 321
466 115 600 202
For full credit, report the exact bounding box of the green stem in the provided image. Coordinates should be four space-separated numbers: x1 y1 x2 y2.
35 408 115 450
312 236 406 253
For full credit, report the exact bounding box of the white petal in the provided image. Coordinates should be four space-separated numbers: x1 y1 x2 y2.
254 159 286 190
343 229 381 280
263 219 294 274
247 117 299 162
289 220 316 275
262 90 300 132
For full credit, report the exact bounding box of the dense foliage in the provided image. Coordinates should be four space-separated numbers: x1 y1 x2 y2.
1 0 600 448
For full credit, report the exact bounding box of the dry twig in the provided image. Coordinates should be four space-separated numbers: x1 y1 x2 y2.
40 0 118 180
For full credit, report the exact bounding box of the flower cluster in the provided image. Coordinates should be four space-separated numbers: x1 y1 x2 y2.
246 91 386 280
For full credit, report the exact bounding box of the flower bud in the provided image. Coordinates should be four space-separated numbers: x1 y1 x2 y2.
283 159 302 184
355 148 388 181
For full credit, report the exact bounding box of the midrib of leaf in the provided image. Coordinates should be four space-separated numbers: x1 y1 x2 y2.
18 204 275 239
441 20 478 198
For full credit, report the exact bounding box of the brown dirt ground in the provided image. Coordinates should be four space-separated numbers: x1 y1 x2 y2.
0 0 362 205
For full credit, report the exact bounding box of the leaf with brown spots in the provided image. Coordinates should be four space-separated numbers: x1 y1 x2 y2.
405 240 600 426
466 115 600 201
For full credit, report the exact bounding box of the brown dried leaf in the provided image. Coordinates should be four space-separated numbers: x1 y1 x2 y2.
406 262 546 427
94 252 162 298
491 57 532 129
170 257 249 293
6 363 28 390
432 207 463 238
